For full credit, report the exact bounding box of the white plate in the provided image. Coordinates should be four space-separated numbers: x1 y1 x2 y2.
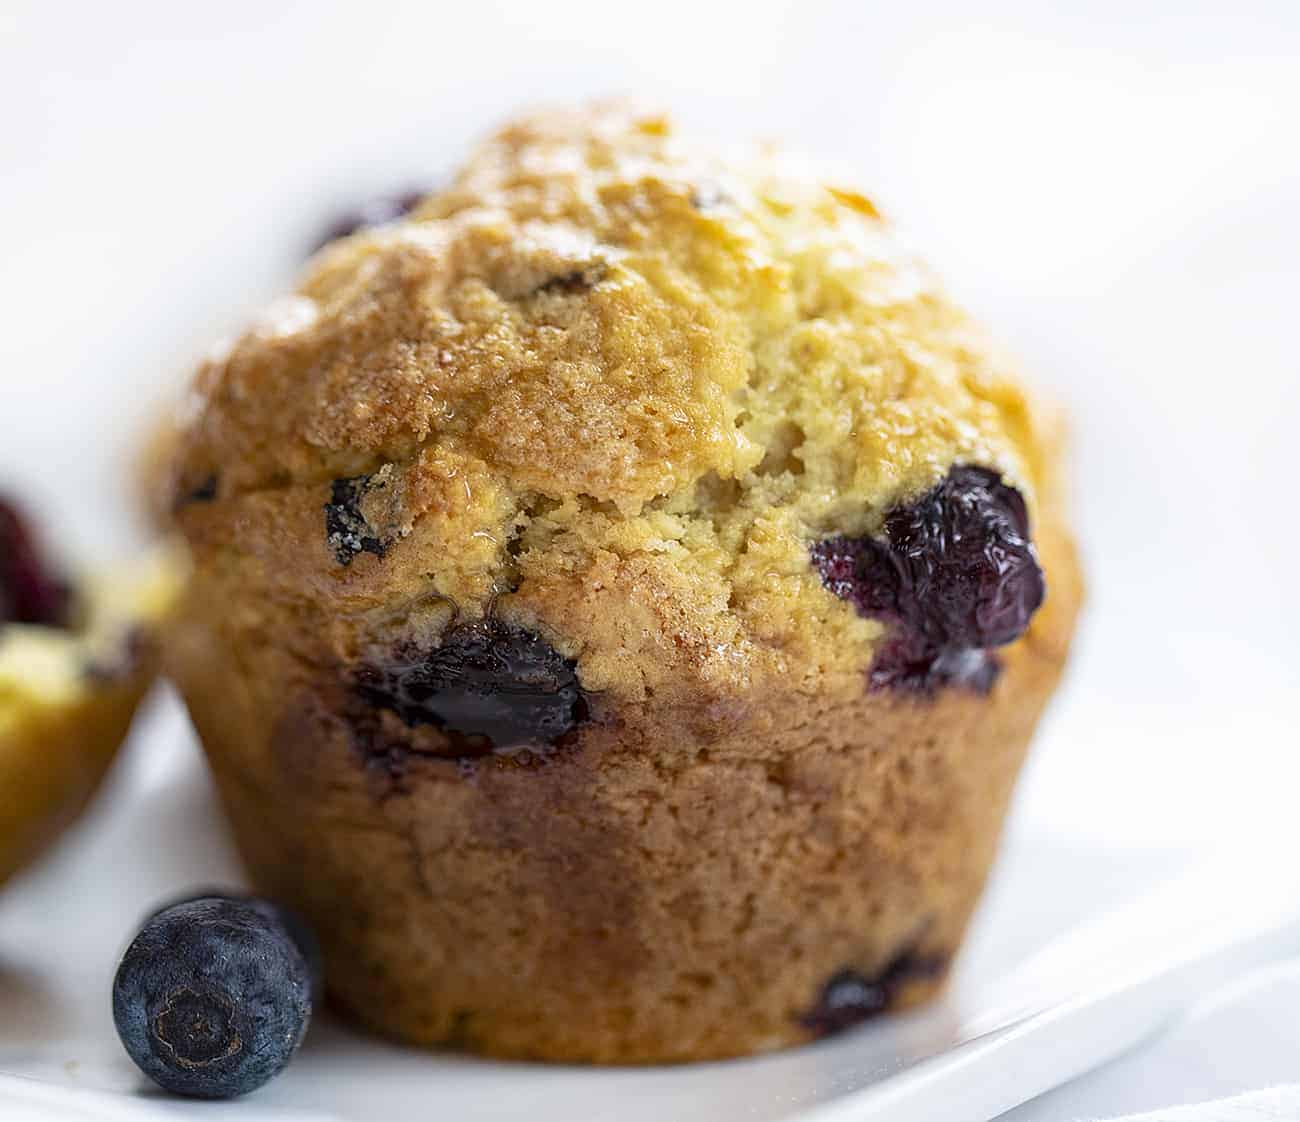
1 691 1296 1122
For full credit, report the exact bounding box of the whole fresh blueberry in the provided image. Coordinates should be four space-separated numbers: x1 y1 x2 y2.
113 896 314 1098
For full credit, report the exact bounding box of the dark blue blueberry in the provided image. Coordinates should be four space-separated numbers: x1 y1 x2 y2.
113 896 314 1098
145 890 323 1001
800 949 948 1038
810 465 1044 693
312 188 428 252
354 619 589 754
0 495 72 628
324 474 388 566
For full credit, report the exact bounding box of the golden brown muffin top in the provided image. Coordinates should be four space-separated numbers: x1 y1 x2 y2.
169 103 1058 706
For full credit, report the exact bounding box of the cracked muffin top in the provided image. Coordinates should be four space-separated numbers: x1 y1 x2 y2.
166 103 1060 713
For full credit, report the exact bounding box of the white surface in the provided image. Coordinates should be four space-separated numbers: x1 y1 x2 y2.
1002 965 1300 1120
2 693 1298 1122
2 1 1299 1118
1092 1087 1300 1122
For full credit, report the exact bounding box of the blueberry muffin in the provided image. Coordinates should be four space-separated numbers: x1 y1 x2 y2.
0 497 176 887
160 104 1082 1063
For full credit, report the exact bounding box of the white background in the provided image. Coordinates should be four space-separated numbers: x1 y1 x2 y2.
2 2 1299 1116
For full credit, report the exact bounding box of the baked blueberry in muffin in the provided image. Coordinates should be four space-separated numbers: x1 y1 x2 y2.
159 104 1082 1062
0 495 176 887
311 188 430 252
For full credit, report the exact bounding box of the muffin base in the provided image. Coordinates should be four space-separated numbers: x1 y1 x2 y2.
169 522 1080 1064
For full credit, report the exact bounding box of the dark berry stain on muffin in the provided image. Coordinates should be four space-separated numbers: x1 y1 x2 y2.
532 269 597 297
175 474 218 510
313 189 428 252
324 475 389 566
810 465 1044 693
0 496 73 628
354 619 589 754
800 950 949 1038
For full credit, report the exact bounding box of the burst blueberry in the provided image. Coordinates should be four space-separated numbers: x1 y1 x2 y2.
810 465 1044 693
112 896 315 1098
324 474 388 565
800 950 948 1038
354 619 589 753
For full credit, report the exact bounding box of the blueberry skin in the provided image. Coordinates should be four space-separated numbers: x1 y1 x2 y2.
799 951 949 1038
144 890 324 1002
113 897 313 1098
809 464 1045 693
311 188 428 253
354 619 590 753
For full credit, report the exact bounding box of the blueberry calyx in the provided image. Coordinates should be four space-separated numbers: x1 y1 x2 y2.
152 986 242 1069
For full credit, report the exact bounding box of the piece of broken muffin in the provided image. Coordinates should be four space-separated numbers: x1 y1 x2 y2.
0 496 176 887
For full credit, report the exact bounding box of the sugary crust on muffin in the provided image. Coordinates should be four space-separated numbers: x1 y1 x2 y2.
168 102 1057 709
